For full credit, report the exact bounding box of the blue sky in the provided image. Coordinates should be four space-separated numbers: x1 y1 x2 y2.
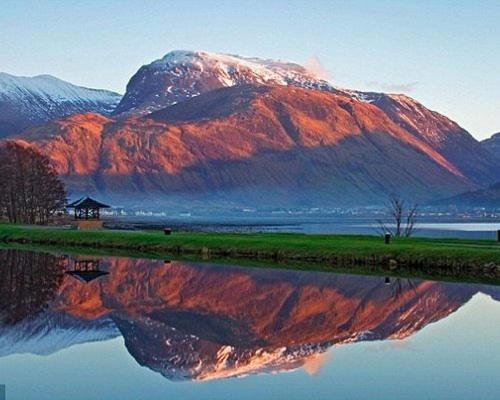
1 0 498 139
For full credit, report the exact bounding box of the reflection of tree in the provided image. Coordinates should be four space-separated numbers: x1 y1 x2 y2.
0 249 66 325
385 277 417 299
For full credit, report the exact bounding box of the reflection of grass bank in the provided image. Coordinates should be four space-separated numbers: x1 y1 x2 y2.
1 241 498 286
0 223 499 283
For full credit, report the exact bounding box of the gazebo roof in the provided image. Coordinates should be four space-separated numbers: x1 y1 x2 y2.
66 196 110 209
66 270 109 283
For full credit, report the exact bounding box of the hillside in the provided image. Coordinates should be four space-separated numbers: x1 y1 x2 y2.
438 181 500 208
12 84 478 206
482 132 500 159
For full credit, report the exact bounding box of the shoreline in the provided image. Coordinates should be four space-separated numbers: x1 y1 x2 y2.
1 223 499 284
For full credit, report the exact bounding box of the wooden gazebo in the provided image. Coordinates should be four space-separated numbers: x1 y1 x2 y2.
66 196 110 230
67 196 110 220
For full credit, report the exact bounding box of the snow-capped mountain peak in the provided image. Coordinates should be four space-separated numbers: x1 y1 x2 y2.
152 50 325 86
0 72 121 137
0 72 120 104
113 50 335 115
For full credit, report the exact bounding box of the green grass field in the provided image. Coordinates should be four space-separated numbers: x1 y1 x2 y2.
0 223 499 278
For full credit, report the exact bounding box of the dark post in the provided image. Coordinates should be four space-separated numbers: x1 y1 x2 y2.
384 233 391 244
497 230 500 242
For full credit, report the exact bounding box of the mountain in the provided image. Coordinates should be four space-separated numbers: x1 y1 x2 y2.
14 84 477 206
0 72 121 137
113 50 334 115
0 312 118 357
354 92 500 186
6 51 499 206
436 181 500 208
1 250 499 381
114 50 499 186
481 132 500 159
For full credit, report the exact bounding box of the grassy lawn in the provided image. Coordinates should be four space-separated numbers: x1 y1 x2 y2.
0 223 498 265
0 222 499 284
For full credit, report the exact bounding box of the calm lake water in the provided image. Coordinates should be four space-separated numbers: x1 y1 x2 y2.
1 248 499 399
109 215 500 239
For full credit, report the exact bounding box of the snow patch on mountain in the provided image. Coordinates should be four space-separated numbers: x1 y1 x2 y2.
114 50 337 115
115 49 446 119
0 73 119 105
0 73 121 136
152 50 330 87
195 343 332 381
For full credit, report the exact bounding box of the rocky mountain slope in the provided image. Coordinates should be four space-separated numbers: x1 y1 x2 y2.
5 51 499 206
15 84 478 206
356 92 499 186
113 50 498 186
0 72 121 137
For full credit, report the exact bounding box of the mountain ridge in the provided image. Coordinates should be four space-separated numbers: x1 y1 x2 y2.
481 132 500 160
435 181 500 208
3 50 498 206
113 50 338 115
0 72 121 137
11 84 480 206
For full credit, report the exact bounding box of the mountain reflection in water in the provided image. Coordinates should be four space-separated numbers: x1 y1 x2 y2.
0 248 499 381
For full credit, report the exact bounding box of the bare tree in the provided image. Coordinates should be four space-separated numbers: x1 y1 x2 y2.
404 203 418 237
384 277 418 299
376 194 418 237
0 142 66 224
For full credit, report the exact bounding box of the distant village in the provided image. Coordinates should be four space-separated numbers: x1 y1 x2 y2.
101 205 500 220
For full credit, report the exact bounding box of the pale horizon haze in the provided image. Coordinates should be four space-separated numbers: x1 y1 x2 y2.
0 0 498 140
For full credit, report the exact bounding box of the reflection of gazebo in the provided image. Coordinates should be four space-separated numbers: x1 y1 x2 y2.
66 258 109 283
67 196 110 220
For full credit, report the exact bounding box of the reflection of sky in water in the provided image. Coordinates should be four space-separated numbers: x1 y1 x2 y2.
360 222 500 232
1 291 499 399
417 222 500 231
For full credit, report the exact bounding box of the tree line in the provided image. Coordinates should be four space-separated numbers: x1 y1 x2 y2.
0 142 66 224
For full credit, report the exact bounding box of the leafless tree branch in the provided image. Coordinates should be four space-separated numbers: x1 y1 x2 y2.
376 194 418 238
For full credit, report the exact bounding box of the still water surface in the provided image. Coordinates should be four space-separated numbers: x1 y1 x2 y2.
0 248 499 399
111 215 500 239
